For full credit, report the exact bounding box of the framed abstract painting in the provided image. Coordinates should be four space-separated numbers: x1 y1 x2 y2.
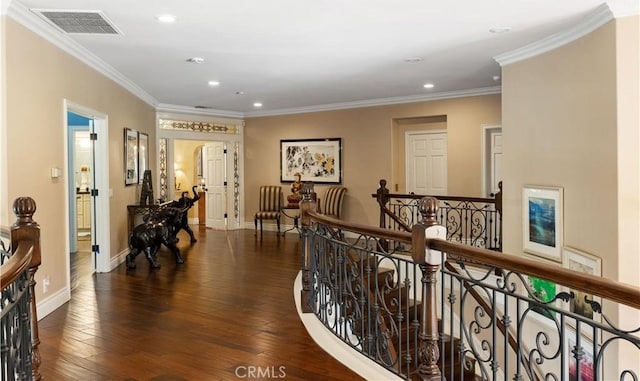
280 138 342 184
522 185 563 262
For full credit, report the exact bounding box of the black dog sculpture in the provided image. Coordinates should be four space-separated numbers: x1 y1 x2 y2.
127 206 187 269
164 185 200 243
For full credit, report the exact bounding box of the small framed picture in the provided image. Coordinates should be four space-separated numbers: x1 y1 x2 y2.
564 327 599 381
562 247 602 322
137 132 149 184
522 185 563 262
527 275 557 320
124 128 139 186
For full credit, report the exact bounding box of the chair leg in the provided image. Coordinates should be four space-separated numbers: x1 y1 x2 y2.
276 216 281 232
254 217 258 232
260 219 263 234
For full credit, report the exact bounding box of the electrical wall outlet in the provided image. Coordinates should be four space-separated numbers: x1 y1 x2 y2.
42 275 50 293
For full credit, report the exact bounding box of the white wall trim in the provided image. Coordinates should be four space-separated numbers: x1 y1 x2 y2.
0 0 12 15
7 1 158 107
36 285 69 320
156 103 244 120
111 248 128 271
494 4 614 67
244 87 501 117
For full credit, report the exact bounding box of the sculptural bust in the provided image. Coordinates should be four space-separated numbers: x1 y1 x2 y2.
287 173 303 206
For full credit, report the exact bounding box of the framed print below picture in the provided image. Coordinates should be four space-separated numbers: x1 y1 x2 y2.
527 275 557 320
138 132 149 184
564 327 598 381
280 138 342 184
523 185 563 262
562 247 602 322
124 128 139 186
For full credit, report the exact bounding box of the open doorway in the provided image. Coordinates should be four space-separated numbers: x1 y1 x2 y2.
64 100 111 305
67 114 94 289
482 125 502 197
173 139 228 230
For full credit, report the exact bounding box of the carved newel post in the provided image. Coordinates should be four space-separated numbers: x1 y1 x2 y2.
299 182 317 313
11 197 43 381
412 197 446 379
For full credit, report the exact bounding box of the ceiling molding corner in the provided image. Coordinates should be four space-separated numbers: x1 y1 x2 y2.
244 87 502 117
494 3 614 66
1 0 12 15
7 1 158 107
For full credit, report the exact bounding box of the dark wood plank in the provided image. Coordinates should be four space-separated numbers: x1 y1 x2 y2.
39 228 364 380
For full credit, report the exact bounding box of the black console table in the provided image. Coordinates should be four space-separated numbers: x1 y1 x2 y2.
280 206 301 236
127 204 160 236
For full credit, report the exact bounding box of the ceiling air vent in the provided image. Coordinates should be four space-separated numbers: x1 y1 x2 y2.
33 9 121 35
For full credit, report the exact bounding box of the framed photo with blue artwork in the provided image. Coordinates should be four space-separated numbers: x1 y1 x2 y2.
523 185 563 262
280 138 342 184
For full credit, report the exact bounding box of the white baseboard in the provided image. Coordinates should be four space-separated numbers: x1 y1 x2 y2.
36 285 70 321
110 248 129 271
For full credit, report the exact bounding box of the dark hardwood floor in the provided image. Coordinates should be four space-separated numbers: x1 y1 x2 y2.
39 228 364 381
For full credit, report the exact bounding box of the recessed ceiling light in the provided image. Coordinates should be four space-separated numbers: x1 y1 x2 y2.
208 80 220 86
235 91 244 95
155 14 176 23
404 57 422 63
423 83 434 89
493 75 501 81
186 57 205 64
489 27 511 34
253 102 263 108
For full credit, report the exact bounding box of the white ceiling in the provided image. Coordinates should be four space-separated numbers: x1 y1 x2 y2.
7 0 639 116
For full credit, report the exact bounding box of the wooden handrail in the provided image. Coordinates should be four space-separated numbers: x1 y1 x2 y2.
0 241 34 289
306 210 640 311
372 192 496 204
307 210 411 243
430 239 640 310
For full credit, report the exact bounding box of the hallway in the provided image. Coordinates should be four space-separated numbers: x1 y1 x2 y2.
38 228 363 380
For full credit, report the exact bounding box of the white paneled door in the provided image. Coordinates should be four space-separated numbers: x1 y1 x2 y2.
406 131 447 196
490 130 503 195
204 142 227 229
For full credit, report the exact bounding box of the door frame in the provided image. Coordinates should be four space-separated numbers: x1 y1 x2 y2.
202 141 230 229
157 120 244 230
405 129 448 195
64 100 111 282
481 124 502 197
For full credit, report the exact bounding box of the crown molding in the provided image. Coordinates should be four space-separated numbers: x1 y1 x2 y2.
7 0 502 120
244 86 502 117
156 103 244 120
494 3 614 66
7 1 158 107
607 0 640 17
1 0 12 15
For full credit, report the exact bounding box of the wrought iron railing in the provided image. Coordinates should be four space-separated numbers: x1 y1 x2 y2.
1 197 43 381
373 179 502 251
299 194 640 380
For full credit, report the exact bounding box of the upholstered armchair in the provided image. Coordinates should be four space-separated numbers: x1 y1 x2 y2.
319 186 347 219
254 186 283 234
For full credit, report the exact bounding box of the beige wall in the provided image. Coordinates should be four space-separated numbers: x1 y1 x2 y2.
501 17 639 376
1 15 8 227
244 94 501 227
5 19 156 303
